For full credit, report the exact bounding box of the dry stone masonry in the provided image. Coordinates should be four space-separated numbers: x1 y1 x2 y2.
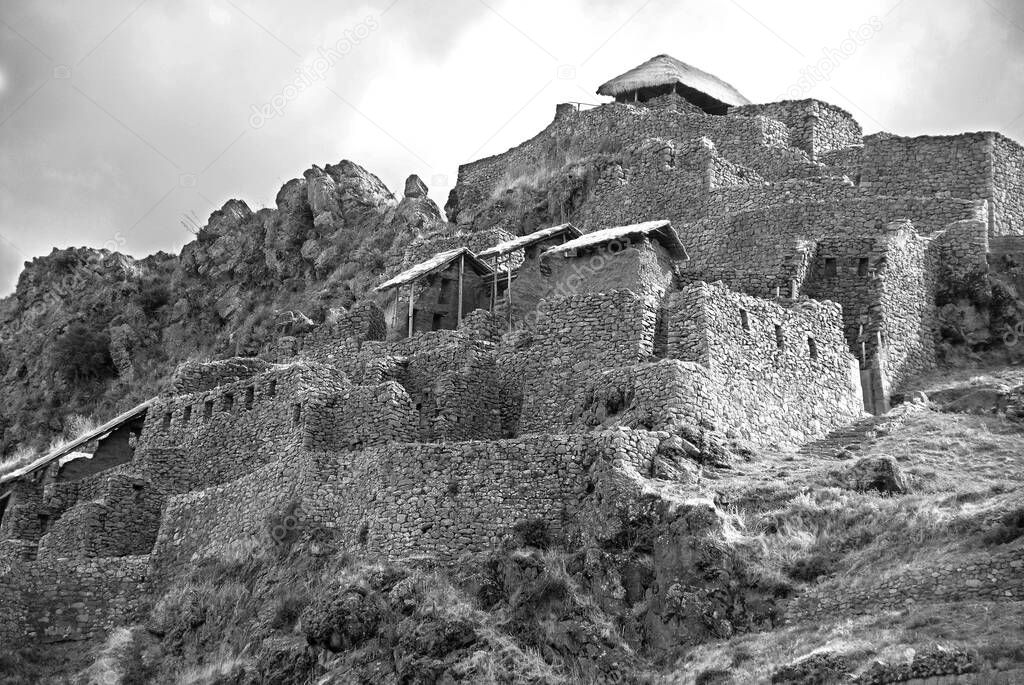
1 55 1022 654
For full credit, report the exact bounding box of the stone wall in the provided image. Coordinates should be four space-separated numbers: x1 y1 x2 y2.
682 197 984 299
514 290 658 434
992 133 1024 235
148 452 322 580
360 331 503 442
136 361 344 492
803 222 936 394
297 301 385 364
876 225 938 390
169 357 273 395
663 282 863 445
930 218 990 304
786 547 1024 624
37 471 163 561
537 239 676 306
731 99 862 159
0 556 149 643
859 131 1024 236
150 429 658 566
447 100 823 226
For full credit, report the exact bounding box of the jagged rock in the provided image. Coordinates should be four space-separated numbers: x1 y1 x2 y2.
404 174 429 198
304 166 340 227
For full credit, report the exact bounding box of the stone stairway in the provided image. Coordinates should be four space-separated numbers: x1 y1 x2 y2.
795 412 897 460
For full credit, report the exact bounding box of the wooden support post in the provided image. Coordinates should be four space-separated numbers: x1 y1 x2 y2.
506 256 513 331
392 289 399 334
407 284 414 338
491 256 498 312
457 253 465 326
790 279 797 298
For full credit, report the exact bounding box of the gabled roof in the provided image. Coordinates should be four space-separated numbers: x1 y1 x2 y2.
375 247 494 292
541 220 689 260
0 399 154 485
477 223 583 260
597 54 750 108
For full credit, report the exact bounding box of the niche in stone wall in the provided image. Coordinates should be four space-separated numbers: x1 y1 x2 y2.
858 257 870 277
245 386 255 410
267 379 277 397
162 412 172 430
775 325 785 349
577 386 645 428
204 400 214 421
808 337 818 359
740 308 750 331
223 393 234 412
292 403 302 424
183 405 192 423
824 258 837 278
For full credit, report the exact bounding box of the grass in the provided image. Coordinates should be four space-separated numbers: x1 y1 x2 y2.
490 155 590 200
662 387 1024 682
0 445 36 478
669 600 1024 684
0 413 102 478
96 539 621 684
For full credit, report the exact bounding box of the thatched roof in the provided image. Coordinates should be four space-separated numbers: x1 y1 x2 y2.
477 223 582 260
597 54 750 108
0 399 154 485
542 220 689 260
375 248 494 292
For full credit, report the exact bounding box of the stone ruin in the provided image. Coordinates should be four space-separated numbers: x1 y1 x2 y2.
1 54 1023 645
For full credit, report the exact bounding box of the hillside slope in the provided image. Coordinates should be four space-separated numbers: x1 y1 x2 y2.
0 162 442 458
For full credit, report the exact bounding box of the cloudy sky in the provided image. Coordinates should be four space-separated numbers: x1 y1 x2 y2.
1 0 1023 293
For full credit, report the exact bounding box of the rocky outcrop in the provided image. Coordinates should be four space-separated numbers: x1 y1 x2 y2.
0 160 428 454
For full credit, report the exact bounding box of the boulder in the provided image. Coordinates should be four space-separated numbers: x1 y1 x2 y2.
837 455 908 494
404 174 429 198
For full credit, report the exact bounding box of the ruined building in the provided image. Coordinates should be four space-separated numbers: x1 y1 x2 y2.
0 54 1021 646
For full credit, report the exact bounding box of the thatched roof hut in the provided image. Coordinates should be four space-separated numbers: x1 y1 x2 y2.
597 54 750 114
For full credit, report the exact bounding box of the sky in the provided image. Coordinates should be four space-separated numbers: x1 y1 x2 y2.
1 0 1023 294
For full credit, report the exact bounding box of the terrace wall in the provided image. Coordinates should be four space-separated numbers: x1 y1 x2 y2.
860 131 1024 236
447 101 822 226
682 197 984 298
150 430 660 566
0 556 149 643
731 99 863 158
